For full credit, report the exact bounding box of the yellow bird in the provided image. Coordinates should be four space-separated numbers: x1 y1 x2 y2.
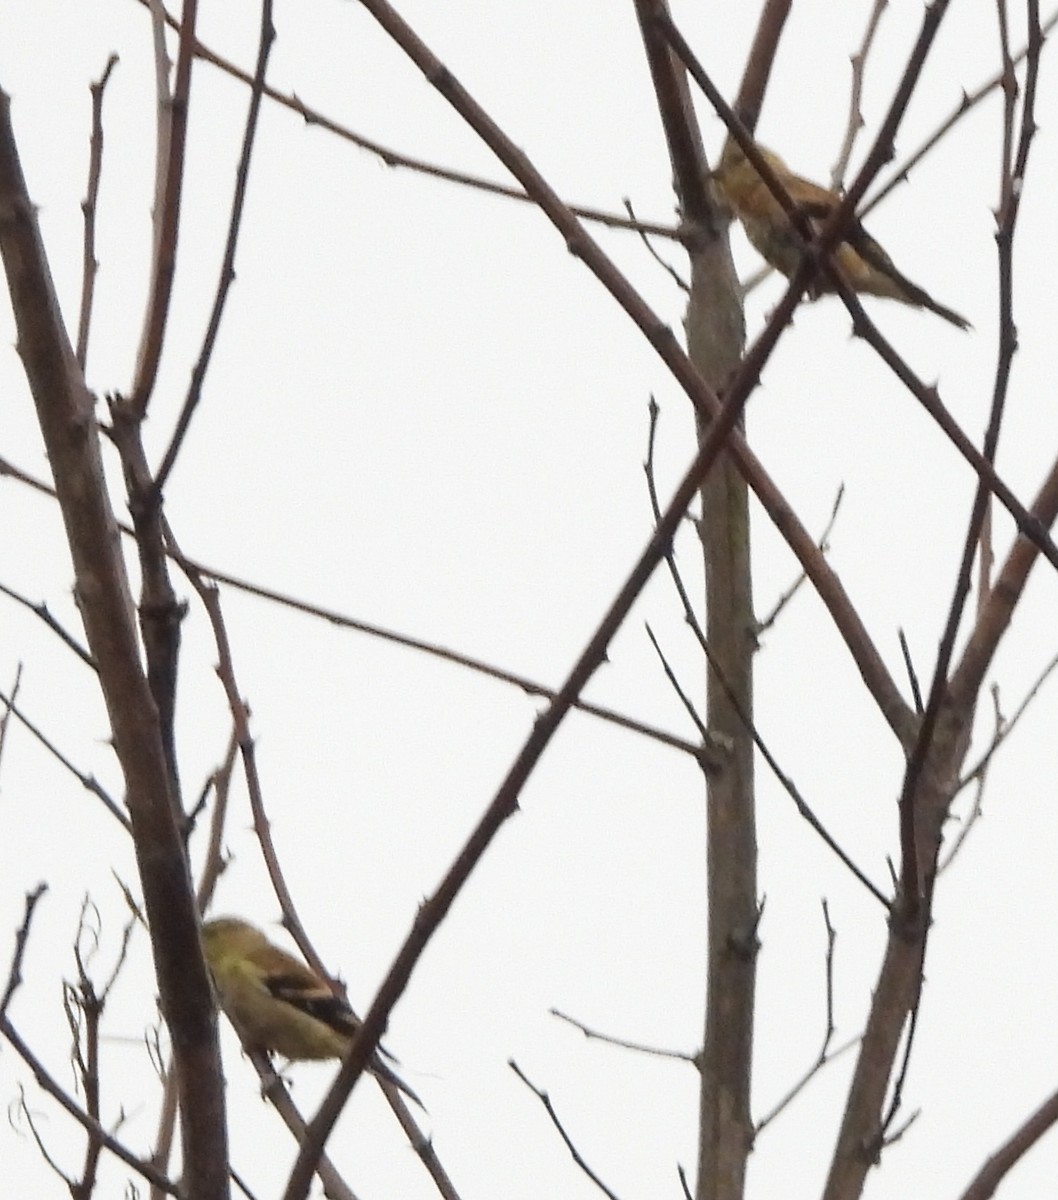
711 138 969 329
201 917 423 1107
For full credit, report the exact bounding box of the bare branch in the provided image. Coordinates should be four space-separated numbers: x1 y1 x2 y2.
958 1085 1058 1200
831 1 888 186
283 236 778 1200
1 884 47 1020
76 53 118 371
939 686 1000 873
510 1060 624 1200
644 406 887 906
0 661 22 777
957 651 1058 790
1 449 700 760
0 81 228 1196
755 485 844 635
953 458 1058 706
2 889 177 1192
346 0 914 750
623 197 688 291
0 686 130 832
865 7 1058 214
551 1007 698 1064
67 899 136 1200
2 1020 180 1194
732 0 795 128
756 903 859 1132
152 0 276 495
132 0 679 240
897 0 1046 910
129 1 197 413
632 0 714 226
644 622 709 742
897 630 924 716
0 579 95 667
243 1050 363 1200
12 1086 75 1188
662 12 1058 576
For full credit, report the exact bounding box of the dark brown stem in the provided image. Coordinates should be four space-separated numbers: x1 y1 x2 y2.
0 84 228 1200
130 0 198 416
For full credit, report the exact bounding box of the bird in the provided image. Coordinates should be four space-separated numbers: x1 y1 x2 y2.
200 916 423 1107
710 137 970 329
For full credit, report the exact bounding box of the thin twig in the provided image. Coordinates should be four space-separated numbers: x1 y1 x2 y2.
831 0 888 186
510 1060 624 1200
732 0 795 127
551 1007 698 1064
150 737 237 1196
0 452 699 760
2 891 176 1191
864 7 1058 213
12 1087 75 1188
194 728 239 913
152 0 276 495
897 630 924 715
644 622 709 741
939 685 1001 872
0 579 95 667
2 1020 180 1193
880 950 926 1138
958 648 1058 789
1 884 47 1019
131 0 679 240
0 687 130 832
757 1037 861 1134
0 661 23 776
756 903 859 1132
755 485 844 635
333 0 917 754
175 546 349 979
623 197 688 291
644 402 887 905
67 899 137 1200
230 1167 262 1200
895 0 1045 913
244 1050 363 1200
285 173 799 1196
76 54 118 371
131 0 198 415
882 1109 921 1147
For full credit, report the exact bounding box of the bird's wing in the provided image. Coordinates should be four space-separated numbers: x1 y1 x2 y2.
264 967 423 1104
777 170 838 219
846 225 902 278
262 967 361 1037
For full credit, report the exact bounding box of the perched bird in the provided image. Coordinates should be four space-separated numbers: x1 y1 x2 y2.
201 916 423 1107
711 138 970 329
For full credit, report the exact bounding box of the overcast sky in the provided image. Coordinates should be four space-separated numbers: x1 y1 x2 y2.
2 3 1057 1198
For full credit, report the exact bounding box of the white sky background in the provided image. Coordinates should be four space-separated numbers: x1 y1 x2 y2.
1 2 1057 1198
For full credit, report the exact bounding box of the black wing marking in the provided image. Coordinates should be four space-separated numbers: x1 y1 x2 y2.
265 971 361 1036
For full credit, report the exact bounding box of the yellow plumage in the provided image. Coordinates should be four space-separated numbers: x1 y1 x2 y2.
711 139 969 329
201 917 422 1106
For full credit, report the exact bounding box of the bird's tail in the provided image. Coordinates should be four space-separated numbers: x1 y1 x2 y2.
852 229 971 330
370 1053 426 1110
916 291 972 331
